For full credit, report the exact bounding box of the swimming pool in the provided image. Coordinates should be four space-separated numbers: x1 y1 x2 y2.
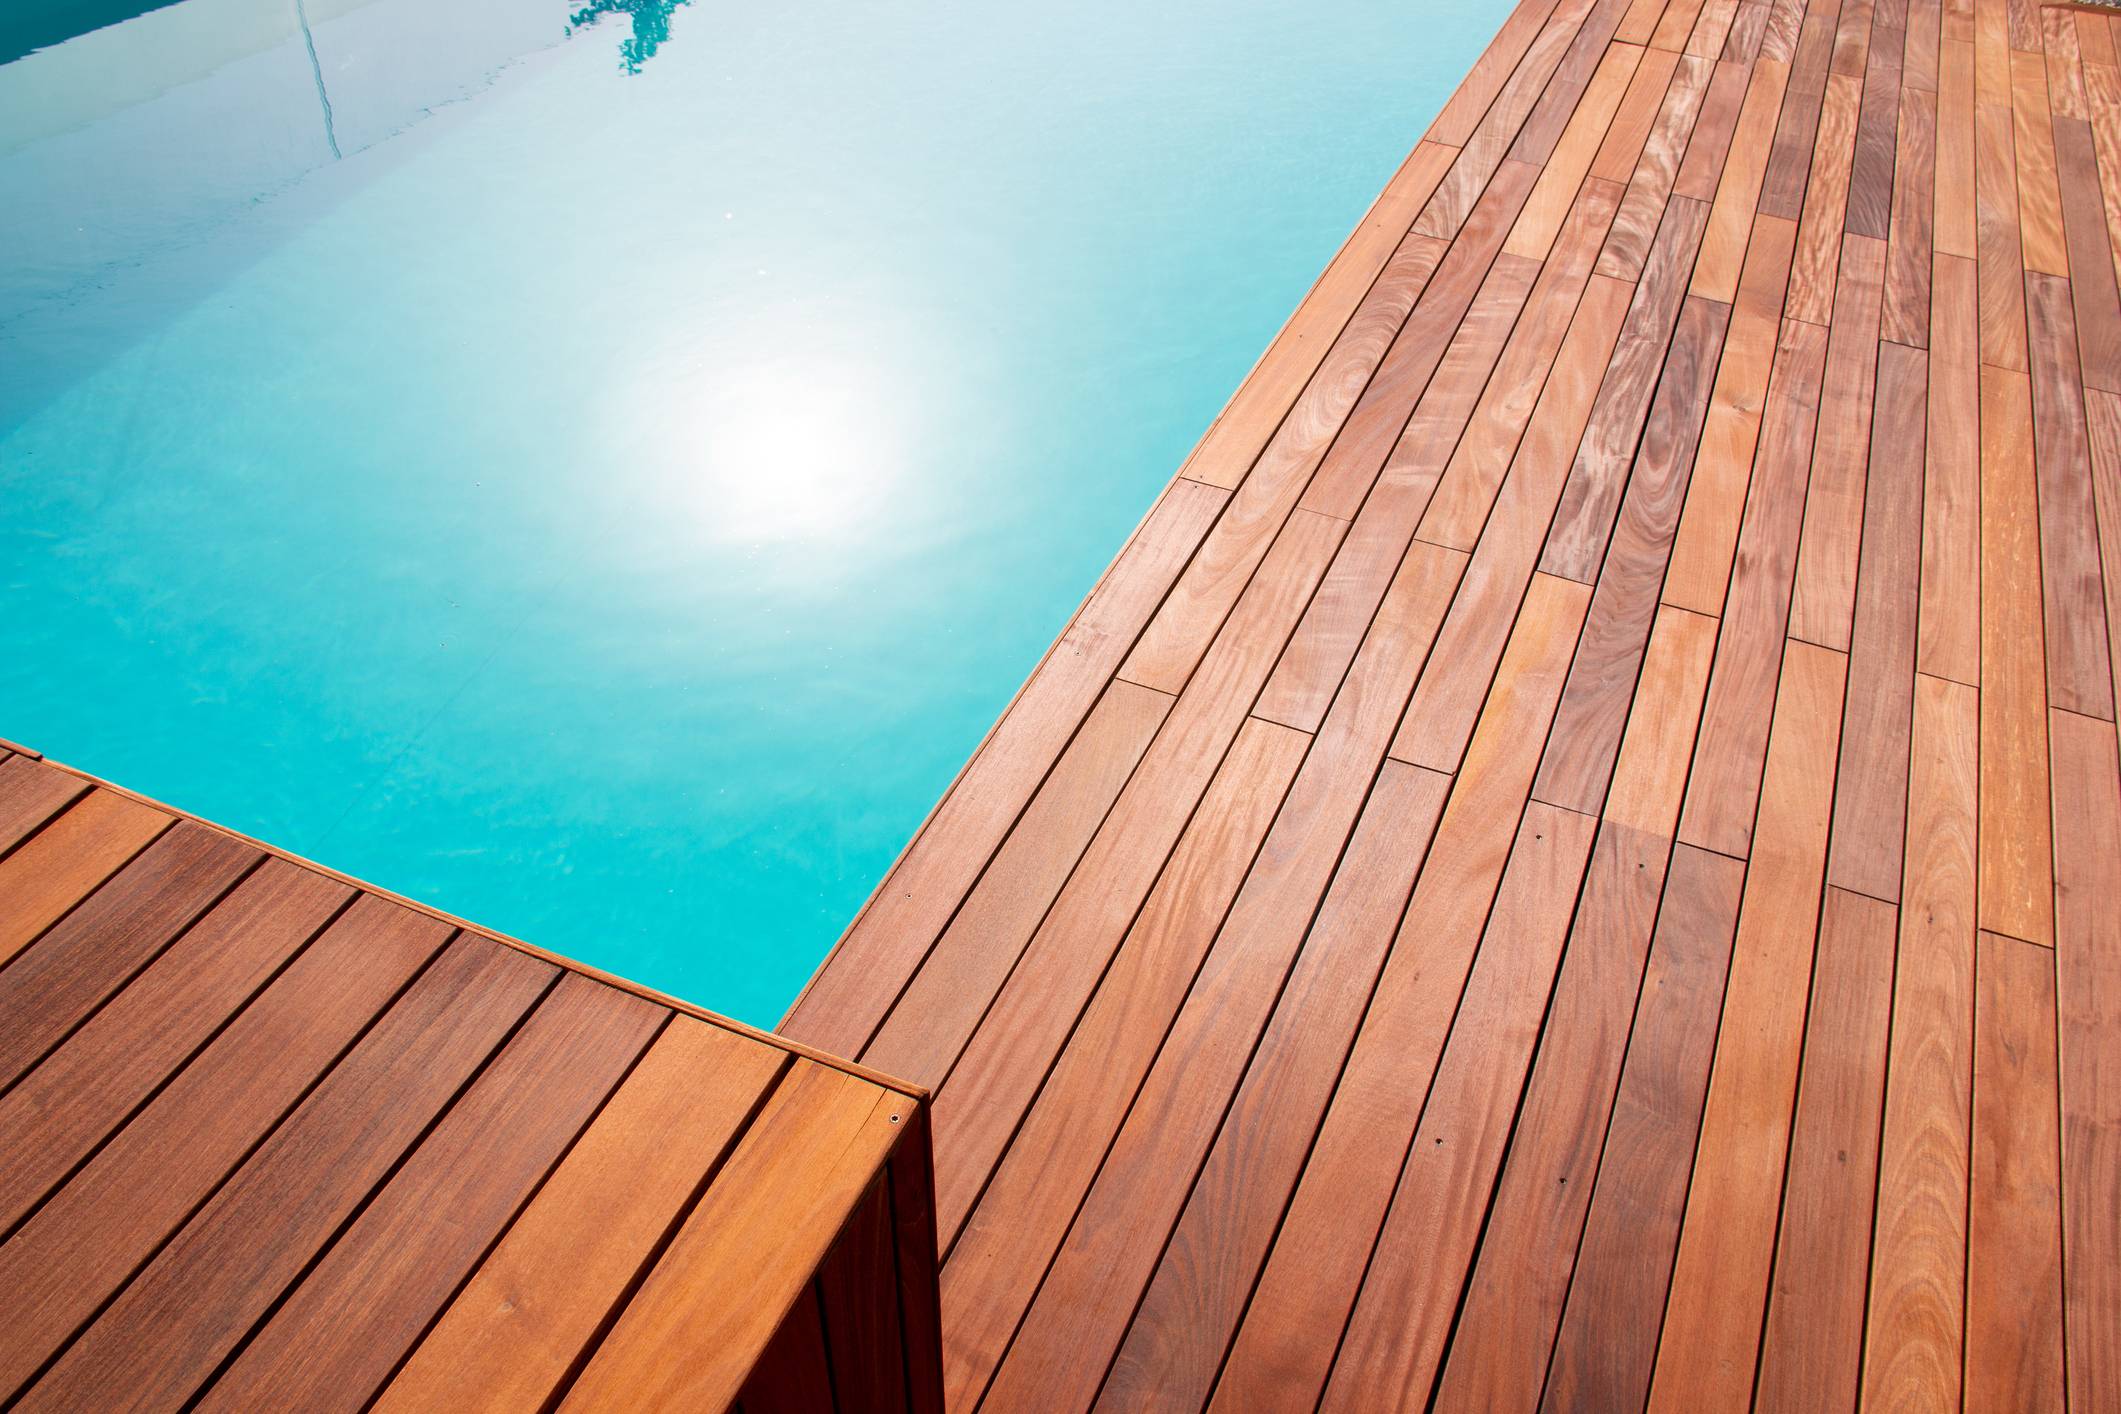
1 0 1498 1026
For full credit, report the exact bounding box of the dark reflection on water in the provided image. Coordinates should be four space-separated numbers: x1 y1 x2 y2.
568 0 691 73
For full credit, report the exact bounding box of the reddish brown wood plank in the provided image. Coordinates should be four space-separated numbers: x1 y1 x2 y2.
562 1061 907 1412
1789 231 1887 651
1919 252 1982 684
1204 576 1591 1414
0 857 351 1233
929 716 1308 1247
0 896 452 1404
1676 318 1831 858
1649 640 1847 1414
1977 364 2054 943
1753 887 1897 1411
1883 84 1939 342
1543 202 1718 583
0 755 88 856
375 1017 787 1413
1862 671 1978 1409
1391 278 1633 770
859 678 1171 1080
1694 58 1796 300
198 973 665 1411
2026 270 2115 718
1533 298 1729 813
1404 608 1719 1413
20 936 557 1412
1826 340 1925 901
0 790 170 966
2014 48 2071 275
1847 24 1907 238
1936 39 1978 255
1976 95 2031 368
1316 803 1599 1413
1603 54 1717 277
1965 928 2067 1412
1411 183 1624 552
1789 71 1866 322
1665 213 1800 613
0 821 256 1091
1761 11 1842 218
2093 388 2121 731
1521 844 1745 1414
2052 117 2121 392
1094 762 1451 1414
2052 707 2121 1414
940 541 1466 1409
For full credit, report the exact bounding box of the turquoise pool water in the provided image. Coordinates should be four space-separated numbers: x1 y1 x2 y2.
1 0 1498 1026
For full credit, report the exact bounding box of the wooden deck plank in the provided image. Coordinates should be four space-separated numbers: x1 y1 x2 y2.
199 974 666 1412
0 821 256 1092
1825 338 1925 900
1789 231 1887 650
928 717 1308 1248
941 540 1465 1409
1919 252 1982 683
0 754 88 857
0 790 170 966
20 936 557 1412
1317 803 1599 1413
1534 299 1728 811
1885 86 1941 341
562 1060 907 1412
374 1017 786 1413
1095 762 1450 1414
1203 575 1590 1414
2051 707 2121 1414
858 678 1171 1080
1789 72 1867 322
1411 183 1622 553
1523 844 1744 1414
1648 640 1847 1413
1694 58 1796 300
1399 608 1717 1414
2026 270 2116 718
1861 670 1979 1410
1391 276 1634 769
1543 203 1718 583
1976 363 2055 943
0 857 351 1233
1965 928 2067 1412
1752 887 1897 1412
1665 212 1800 612
1675 318 1831 857
0 896 451 1404
780 477 1225 1055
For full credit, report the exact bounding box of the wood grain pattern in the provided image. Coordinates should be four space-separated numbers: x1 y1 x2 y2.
1789 231 1886 650
1649 640 1846 1414
0 896 451 1404
200 974 667 1412
1676 317 1830 858
1976 364 2054 942
21 936 557 1412
0 755 88 856
0 857 351 1233
2052 708 2121 1414
372 1018 786 1413
1753 887 1897 1413
1920 252 1982 684
1826 339 1925 900
0 790 170 965
1862 670 1978 1410
0 821 256 1091
1965 928 2067 1412
1527 844 1745 1414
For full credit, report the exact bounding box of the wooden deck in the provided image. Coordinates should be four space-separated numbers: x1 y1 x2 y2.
783 0 2121 1407
0 744 942 1413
